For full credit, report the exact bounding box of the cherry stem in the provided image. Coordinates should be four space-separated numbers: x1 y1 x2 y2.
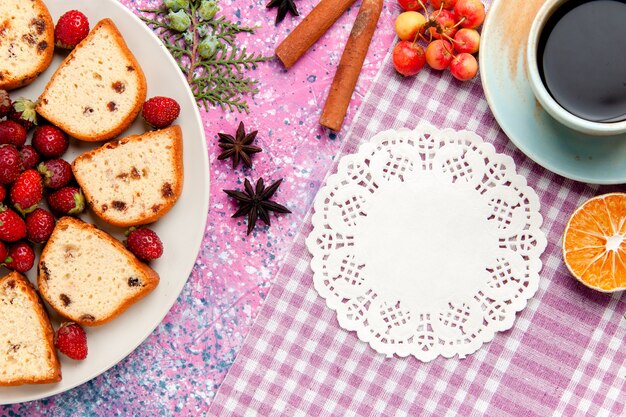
435 33 457 56
441 32 456 43
452 16 466 28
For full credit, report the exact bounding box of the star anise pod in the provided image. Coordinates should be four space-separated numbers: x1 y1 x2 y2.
217 122 262 168
224 178 291 235
266 0 299 25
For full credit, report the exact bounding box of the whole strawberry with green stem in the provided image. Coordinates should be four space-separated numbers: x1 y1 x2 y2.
47 186 85 216
38 159 73 189
10 169 43 215
5 242 35 273
8 98 37 130
55 10 90 49
0 206 27 242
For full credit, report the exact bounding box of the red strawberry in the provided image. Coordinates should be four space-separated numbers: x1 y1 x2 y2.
20 145 40 170
8 98 37 130
0 184 5 202
55 10 90 49
142 96 180 129
0 120 27 148
0 206 27 242
55 322 88 360
0 90 11 118
0 241 7 264
10 169 43 214
38 159 73 189
0 145 23 185
47 186 85 216
125 227 163 261
32 125 69 158
25 208 56 244
5 241 35 272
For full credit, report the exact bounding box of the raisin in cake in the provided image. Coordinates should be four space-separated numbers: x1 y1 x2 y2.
36 18 147 141
38 217 160 326
0 0 54 90
72 125 183 227
0 272 61 386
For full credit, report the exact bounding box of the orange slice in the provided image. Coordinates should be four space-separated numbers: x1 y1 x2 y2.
563 193 626 292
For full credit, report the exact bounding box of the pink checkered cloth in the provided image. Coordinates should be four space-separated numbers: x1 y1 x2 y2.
208 43 626 416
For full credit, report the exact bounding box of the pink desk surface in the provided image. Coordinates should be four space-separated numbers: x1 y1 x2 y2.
3 0 397 414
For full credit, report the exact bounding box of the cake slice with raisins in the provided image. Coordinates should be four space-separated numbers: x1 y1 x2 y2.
0 0 54 90
0 272 61 386
38 217 159 326
36 18 146 141
72 125 183 227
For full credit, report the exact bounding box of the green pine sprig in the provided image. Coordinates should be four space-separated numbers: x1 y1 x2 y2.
140 1 272 113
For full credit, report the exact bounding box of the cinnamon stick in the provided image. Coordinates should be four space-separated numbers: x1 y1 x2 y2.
276 0 358 69
320 0 384 131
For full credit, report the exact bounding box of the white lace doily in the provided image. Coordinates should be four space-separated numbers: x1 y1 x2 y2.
306 124 547 361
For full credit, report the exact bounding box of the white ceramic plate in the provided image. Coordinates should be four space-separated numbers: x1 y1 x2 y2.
0 0 209 404
480 0 626 184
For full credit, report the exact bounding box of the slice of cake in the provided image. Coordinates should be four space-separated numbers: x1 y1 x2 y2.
0 272 61 386
38 217 160 326
36 18 147 141
0 0 54 90
72 125 184 227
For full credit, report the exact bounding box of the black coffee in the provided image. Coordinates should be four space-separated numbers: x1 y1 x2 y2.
538 0 626 123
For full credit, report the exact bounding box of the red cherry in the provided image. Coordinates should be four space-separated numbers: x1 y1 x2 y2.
425 40 455 70
449 52 479 81
392 41 426 76
398 0 426 11
453 28 481 54
454 0 486 29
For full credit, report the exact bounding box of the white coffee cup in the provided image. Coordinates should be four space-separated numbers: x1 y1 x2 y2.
527 0 626 136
